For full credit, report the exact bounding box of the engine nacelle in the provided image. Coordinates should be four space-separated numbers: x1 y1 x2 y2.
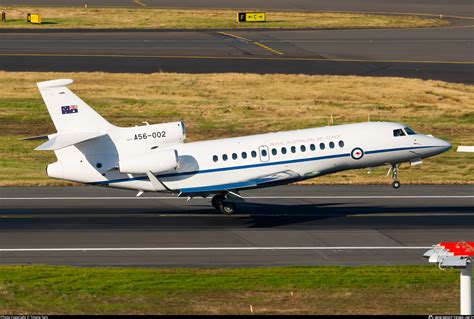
119 149 178 174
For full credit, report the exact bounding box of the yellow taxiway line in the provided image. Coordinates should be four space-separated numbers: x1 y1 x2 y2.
218 31 284 55
0 52 472 65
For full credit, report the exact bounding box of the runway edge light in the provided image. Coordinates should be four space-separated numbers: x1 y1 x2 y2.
424 241 473 315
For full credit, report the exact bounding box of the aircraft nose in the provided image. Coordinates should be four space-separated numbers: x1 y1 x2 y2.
439 139 451 151
433 137 451 153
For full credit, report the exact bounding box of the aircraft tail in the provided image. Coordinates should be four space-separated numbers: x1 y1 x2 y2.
37 79 112 133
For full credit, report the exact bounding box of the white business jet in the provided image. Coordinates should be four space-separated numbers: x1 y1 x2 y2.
24 79 451 215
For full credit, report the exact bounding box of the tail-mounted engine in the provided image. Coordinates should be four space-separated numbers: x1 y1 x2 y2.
118 149 178 174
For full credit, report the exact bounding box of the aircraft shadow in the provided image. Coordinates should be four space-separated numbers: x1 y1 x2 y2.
233 202 474 228
0 201 473 229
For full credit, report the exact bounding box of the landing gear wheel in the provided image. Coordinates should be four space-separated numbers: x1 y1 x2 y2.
212 194 225 209
389 163 401 190
219 202 235 215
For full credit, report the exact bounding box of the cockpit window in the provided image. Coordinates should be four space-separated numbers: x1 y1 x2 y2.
393 129 406 137
404 127 416 135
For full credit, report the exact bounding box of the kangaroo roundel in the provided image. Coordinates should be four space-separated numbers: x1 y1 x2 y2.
351 147 364 160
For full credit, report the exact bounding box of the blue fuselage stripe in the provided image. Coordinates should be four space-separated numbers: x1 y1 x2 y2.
90 145 440 186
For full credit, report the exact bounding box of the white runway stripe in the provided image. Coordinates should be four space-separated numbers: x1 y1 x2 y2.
0 196 472 200
0 246 430 252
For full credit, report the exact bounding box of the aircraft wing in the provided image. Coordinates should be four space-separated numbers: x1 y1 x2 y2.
177 169 300 196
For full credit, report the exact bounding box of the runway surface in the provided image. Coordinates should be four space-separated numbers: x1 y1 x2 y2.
0 185 472 267
1 26 473 83
10 0 474 17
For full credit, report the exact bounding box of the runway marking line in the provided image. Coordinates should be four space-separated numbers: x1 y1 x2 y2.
0 53 470 64
0 196 472 200
217 31 284 55
0 246 430 252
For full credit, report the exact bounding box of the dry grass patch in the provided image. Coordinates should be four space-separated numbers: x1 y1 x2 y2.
0 71 473 185
0 7 448 29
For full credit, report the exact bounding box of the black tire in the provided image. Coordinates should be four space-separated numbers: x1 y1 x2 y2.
219 202 236 215
392 181 401 189
211 194 225 209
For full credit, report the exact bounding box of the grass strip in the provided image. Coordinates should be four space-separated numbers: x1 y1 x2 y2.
0 265 459 314
0 7 448 30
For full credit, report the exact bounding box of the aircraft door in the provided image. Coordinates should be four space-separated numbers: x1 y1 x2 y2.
259 145 270 162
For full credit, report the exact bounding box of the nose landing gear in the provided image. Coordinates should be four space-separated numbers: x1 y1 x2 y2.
388 163 401 189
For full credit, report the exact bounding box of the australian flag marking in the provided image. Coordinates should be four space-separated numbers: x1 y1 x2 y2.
61 105 78 114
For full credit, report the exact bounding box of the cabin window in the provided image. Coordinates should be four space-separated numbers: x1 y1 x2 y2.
300 145 306 152
213 155 218 162
251 151 257 158
329 142 335 149
320 143 325 150
393 129 406 137
272 148 277 156
405 127 416 135
222 154 228 161
310 144 316 151
291 146 296 153
232 153 237 160
261 149 268 157
339 140 344 148
281 147 287 154
242 152 247 159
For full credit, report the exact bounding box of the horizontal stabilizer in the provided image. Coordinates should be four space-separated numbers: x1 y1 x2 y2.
20 134 50 141
35 131 106 151
37 79 74 89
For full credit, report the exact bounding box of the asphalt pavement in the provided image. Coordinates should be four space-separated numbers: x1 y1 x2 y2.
0 185 472 267
1 26 472 83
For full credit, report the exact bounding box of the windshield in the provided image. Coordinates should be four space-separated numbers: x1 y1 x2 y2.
404 127 416 135
393 129 406 137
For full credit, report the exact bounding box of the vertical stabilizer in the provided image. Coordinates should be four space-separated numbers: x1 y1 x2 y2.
37 79 112 132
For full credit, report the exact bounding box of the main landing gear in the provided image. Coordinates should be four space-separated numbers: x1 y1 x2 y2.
211 193 236 215
388 163 401 189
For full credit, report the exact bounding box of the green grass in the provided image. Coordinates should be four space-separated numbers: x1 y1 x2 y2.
0 71 473 186
0 7 448 30
0 265 459 314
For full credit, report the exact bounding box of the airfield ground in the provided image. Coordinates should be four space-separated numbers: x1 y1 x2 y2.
0 2 471 317
0 265 458 314
0 71 472 186
0 7 448 30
